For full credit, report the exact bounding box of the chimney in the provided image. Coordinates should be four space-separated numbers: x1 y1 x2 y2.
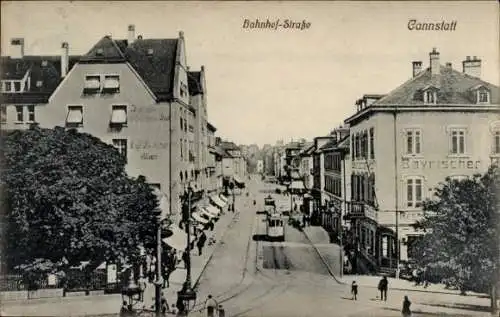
61 42 69 78
462 55 481 78
445 62 452 69
179 31 184 39
429 48 440 76
215 137 221 146
10 38 24 59
201 65 205 72
412 61 422 77
128 24 135 46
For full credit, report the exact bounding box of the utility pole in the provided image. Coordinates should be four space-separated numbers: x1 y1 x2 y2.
393 108 400 279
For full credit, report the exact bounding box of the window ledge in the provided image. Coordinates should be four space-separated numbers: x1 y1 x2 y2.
447 154 470 159
402 154 424 159
14 121 26 125
490 154 500 158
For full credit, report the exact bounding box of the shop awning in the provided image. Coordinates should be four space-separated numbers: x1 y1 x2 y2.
205 205 220 216
210 196 226 208
290 181 305 190
153 188 170 221
192 212 209 224
200 208 216 219
219 195 228 203
196 223 205 231
233 175 244 184
162 225 187 250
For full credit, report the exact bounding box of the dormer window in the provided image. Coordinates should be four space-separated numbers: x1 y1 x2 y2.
4 82 12 92
41 60 48 67
36 80 43 88
96 48 104 56
470 85 490 104
477 90 490 104
147 48 154 56
424 90 436 104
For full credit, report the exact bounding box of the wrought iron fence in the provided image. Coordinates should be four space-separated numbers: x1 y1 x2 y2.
0 270 108 292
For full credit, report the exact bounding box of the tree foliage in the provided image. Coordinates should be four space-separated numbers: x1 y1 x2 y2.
413 166 499 294
0 126 160 272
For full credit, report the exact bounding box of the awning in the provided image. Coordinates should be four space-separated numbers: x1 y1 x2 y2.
66 107 83 124
110 107 127 124
196 223 205 231
162 225 187 250
200 208 216 219
219 195 228 203
290 181 305 190
192 212 209 224
210 196 226 208
233 175 244 184
205 205 220 216
153 188 170 221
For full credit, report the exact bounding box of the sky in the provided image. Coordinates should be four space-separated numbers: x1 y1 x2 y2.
1 1 498 146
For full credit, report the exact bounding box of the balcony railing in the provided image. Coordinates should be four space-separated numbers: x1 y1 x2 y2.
345 201 377 222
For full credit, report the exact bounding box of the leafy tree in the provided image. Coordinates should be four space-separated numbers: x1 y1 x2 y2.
413 166 499 296
0 126 160 274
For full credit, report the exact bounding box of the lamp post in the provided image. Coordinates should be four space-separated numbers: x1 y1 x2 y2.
177 184 197 314
232 182 236 212
154 195 165 317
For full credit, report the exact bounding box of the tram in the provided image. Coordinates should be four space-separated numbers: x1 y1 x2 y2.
266 212 285 242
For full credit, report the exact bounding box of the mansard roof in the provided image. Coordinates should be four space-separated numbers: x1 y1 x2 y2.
374 66 499 105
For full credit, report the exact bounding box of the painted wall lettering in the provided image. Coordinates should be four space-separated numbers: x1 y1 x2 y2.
402 159 481 170
140 152 159 160
131 140 169 150
129 105 169 122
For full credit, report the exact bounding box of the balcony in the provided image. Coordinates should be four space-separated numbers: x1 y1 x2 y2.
345 201 377 222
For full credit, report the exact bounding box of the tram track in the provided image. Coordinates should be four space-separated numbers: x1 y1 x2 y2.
189 185 340 317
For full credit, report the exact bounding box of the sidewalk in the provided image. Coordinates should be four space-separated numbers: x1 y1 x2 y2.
142 194 245 313
301 225 486 297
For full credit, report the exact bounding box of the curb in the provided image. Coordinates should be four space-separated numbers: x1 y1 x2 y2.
301 227 344 285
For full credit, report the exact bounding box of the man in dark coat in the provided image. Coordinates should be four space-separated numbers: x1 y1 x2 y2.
197 232 207 256
378 276 388 301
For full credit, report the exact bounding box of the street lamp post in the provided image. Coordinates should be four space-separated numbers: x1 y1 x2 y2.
154 209 164 316
232 183 236 212
177 185 197 314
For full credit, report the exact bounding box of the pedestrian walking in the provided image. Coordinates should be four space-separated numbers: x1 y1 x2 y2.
218 304 225 317
182 251 189 269
401 296 412 317
351 281 358 300
138 276 147 301
161 293 169 315
378 276 388 301
197 232 207 256
176 296 185 315
120 301 129 317
205 294 218 317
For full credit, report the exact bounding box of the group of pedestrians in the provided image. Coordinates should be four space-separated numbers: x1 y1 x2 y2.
350 276 412 316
